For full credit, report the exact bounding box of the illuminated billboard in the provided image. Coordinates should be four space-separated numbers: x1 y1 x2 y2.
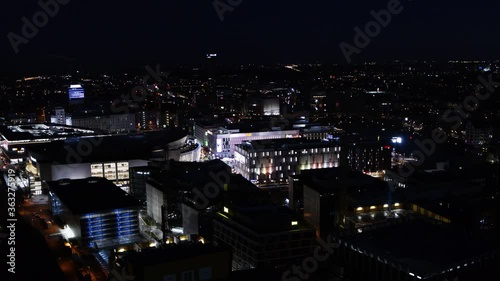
68 84 84 100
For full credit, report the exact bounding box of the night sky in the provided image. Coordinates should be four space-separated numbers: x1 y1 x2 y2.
1 0 500 74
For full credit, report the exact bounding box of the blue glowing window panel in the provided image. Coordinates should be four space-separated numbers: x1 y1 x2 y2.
68 85 84 100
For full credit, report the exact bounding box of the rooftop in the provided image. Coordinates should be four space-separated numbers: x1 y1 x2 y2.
296 168 389 201
237 138 338 151
47 177 141 215
27 129 188 164
347 219 500 278
217 204 313 234
0 124 98 143
147 160 231 192
121 242 230 267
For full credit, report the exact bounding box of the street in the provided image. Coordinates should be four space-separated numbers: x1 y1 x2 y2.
19 195 105 281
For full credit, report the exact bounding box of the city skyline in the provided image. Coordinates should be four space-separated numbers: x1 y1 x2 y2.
2 1 500 281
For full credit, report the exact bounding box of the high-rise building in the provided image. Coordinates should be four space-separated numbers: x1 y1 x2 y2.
213 175 316 270
50 107 72 126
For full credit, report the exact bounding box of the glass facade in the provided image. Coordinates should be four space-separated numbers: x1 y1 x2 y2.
80 209 139 244
90 161 130 192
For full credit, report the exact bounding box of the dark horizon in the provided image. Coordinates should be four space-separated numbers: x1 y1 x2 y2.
2 0 500 74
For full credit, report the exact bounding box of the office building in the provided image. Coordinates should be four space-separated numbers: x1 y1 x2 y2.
262 98 280 116
209 174 316 270
71 113 136 133
290 167 391 237
50 107 72 126
24 129 189 193
129 166 161 205
145 160 230 227
47 177 142 248
234 138 340 185
341 141 392 178
465 121 493 146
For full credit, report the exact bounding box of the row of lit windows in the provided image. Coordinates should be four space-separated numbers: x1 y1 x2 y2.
82 224 138 236
81 209 136 219
82 217 137 227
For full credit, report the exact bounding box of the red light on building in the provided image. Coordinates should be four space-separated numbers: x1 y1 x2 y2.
384 146 391 149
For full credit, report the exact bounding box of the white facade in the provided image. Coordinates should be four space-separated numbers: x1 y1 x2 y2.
208 129 300 158
50 108 72 126
262 98 280 116
72 114 135 133
234 142 340 185
42 159 149 193
146 183 166 224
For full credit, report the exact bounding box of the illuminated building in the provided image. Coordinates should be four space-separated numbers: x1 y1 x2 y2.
18 129 190 194
71 113 136 133
0 124 97 150
47 177 142 248
193 121 224 148
194 120 300 158
335 219 499 281
233 138 340 185
137 110 159 130
207 173 317 270
465 121 493 146
209 129 300 158
145 160 230 227
50 107 72 126
310 91 330 117
68 84 85 100
129 166 161 205
290 167 390 238
262 98 280 116
341 141 392 177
